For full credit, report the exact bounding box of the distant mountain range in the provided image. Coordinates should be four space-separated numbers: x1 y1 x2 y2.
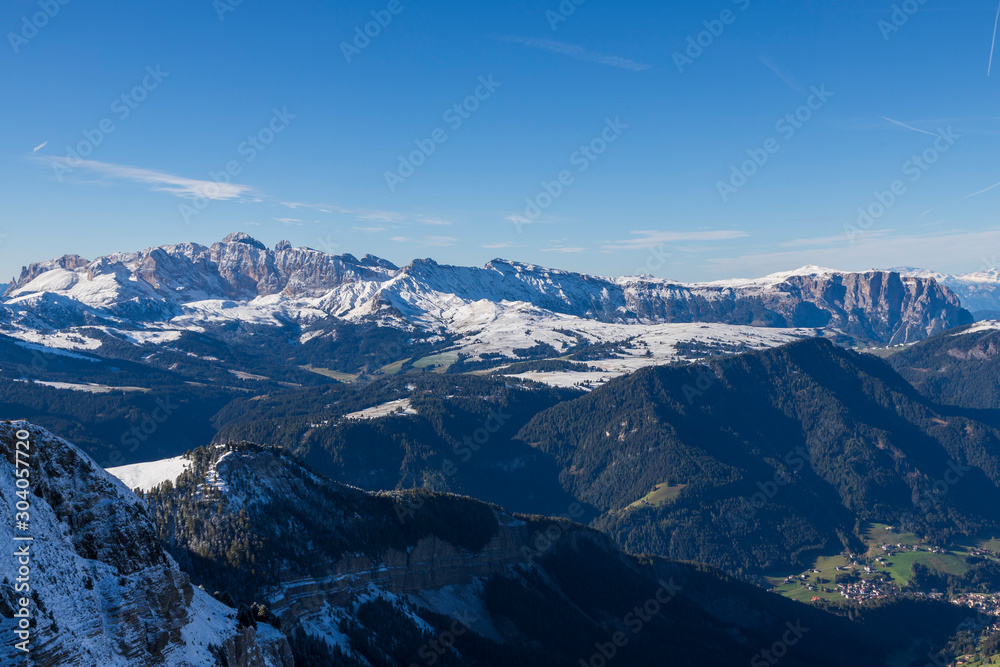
893 267 1000 317
0 233 973 351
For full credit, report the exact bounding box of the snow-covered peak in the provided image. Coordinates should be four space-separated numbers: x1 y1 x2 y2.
699 265 844 288
219 231 268 249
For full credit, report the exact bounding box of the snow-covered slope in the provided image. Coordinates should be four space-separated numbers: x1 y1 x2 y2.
108 454 193 492
1 234 971 352
0 422 291 666
894 267 1000 316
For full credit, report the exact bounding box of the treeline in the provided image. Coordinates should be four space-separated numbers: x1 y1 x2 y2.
143 442 502 604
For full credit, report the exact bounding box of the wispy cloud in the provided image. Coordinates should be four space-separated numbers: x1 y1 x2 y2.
482 241 517 249
759 56 806 95
418 216 452 226
35 156 253 200
389 235 458 247
281 201 333 213
990 0 1000 75
779 231 891 249
282 201 416 225
704 229 1000 278
959 180 1000 201
356 210 407 223
880 116 940 137
498 36 650 72
275 217 303 225
505 214 533 226
603 230 749 251
542 246 587 253
421 235 459 247
355 226 389 233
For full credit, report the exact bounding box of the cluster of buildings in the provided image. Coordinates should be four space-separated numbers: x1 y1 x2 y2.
837 577 899 602
951 593 1000 618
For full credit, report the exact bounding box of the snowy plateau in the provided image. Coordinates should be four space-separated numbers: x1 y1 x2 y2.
0 233 974 388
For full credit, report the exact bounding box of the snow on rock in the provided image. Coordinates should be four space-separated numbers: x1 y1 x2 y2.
343 398 417 421
0 422 292 666
949 320 1000 336
107 455 193 492
0 234 971 346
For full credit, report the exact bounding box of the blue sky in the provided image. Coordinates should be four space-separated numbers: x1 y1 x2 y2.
3 0 1000 282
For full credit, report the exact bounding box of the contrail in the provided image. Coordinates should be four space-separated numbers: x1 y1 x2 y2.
32 141 47 152
989 0 1000 76
880 116 939 137
960 180 1000 200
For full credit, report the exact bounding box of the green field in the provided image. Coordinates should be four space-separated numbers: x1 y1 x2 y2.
625 483 687 510
300 365 359 382
768 522 998 603
412 353 460 372
865 523 922 548
380 358 412 375
955 654 1000 666
765 554 854 603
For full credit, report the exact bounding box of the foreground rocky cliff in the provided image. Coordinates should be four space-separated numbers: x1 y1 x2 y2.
0 422 292 667
124 440 976 666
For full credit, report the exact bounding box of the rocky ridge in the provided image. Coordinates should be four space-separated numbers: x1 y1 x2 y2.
0 422 292 667
0 234 973 344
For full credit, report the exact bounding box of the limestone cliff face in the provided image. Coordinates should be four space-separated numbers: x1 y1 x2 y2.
0 423 292 667
615 270 971 343
4 233 971 344
269 520 597 621
772 272 972 344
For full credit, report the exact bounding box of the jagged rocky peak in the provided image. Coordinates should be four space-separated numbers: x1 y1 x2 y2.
7 253 91 294
0 422 292 666
361 253 398 270
219 231 268 250
0 233 975 344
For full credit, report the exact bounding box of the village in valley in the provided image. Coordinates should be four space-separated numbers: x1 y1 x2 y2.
769 524 1000 616
766 524 1000 664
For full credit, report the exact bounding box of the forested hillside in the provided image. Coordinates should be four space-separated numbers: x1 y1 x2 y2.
137 440 977 667
219 338 1000 580
888 322 1000 409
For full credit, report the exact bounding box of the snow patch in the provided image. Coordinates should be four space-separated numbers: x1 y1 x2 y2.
107 455 192 491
